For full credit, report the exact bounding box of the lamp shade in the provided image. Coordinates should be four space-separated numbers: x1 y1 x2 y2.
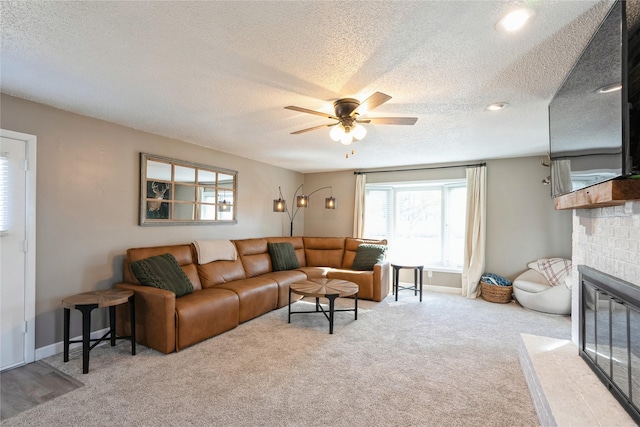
273 198 286 212
325 197 336 209
218 200 231 212
296 195 308 207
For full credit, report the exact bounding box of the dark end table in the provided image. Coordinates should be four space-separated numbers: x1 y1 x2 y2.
391 264 424 302
62 289 136 374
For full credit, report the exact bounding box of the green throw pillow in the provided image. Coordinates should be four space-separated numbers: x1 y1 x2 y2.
351 244 387 271
268 242 300 271
130 253 194 297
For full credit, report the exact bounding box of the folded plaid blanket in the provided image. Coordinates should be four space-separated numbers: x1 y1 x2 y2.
535 258 571 287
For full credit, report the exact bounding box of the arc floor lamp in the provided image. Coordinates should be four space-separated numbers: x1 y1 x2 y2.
273 184 336 236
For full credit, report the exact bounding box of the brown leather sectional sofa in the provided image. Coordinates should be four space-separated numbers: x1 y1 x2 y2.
115 236 389 353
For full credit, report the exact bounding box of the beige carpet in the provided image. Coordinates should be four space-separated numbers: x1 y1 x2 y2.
1 291 571 427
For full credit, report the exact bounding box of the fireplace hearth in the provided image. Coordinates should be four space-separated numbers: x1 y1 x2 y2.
579 265 640 424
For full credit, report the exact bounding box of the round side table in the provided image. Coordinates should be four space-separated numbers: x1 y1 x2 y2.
391 264 424 302
62 289 136 374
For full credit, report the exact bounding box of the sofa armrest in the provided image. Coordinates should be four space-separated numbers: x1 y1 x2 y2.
114 282 177 354
373 261 390 302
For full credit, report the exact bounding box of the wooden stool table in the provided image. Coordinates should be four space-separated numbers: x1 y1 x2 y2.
62 289 136 374
391 264 424 302
288 278 358 334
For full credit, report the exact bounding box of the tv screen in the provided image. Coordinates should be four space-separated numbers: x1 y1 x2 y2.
549 0 640 197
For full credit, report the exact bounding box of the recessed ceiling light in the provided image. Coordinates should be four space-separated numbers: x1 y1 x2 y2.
596 83 622 94
487 102 509 111
495 8 535 32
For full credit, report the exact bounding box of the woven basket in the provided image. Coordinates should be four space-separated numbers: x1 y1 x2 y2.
481 281 513 303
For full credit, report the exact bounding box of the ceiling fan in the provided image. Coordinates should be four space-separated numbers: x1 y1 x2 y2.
285 92 418 146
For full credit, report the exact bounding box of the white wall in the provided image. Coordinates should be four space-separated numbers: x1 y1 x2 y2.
0 94 302 348
302 171 355 237
485 157 573 278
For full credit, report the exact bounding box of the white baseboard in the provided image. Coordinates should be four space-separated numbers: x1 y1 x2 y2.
424 284 462 295
397 281 462 295
35 327 110 361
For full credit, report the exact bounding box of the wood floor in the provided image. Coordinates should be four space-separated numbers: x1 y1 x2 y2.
1 361 83 420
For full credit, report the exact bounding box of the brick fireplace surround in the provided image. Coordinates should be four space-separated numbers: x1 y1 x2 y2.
521 201 640 426
570 201 640 342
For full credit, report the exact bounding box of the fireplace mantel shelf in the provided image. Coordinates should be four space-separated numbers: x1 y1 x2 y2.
554 178 640 210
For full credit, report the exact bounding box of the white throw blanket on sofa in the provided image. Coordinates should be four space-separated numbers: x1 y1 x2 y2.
193 240 238 264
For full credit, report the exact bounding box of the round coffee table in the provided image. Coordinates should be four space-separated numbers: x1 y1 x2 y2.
288 278 358 334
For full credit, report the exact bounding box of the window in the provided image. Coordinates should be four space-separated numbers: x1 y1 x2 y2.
364 181 466 269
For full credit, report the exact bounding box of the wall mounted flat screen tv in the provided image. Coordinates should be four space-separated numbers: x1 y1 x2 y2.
549 0 640 198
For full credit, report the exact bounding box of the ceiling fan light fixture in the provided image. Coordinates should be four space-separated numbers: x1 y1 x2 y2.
340 132 354 145
286 92 417 150
496 8 535 32
352 123 367 140
329 124 344 141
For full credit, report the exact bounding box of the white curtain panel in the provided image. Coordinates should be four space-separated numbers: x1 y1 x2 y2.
551 159 572 196
353 174 366 238
461 165 487 298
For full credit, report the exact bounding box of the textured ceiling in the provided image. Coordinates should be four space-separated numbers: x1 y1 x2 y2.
0 0 615 173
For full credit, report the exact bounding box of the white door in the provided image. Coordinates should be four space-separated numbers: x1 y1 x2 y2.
0 131 36 371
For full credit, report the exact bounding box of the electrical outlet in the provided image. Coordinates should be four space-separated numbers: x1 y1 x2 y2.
427 270 433 278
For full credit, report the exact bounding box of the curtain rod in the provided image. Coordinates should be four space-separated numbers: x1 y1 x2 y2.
354 162 486 175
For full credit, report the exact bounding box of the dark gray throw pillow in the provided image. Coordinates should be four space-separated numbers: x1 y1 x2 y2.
351 244 387 271
268 242 300 271
130 253 194 297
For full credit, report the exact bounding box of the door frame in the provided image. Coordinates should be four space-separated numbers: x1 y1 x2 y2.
1 129 37 367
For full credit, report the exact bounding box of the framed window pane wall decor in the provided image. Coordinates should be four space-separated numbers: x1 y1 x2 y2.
140 153 237 226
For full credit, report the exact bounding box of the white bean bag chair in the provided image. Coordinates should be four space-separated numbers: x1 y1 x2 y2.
513 268 571 315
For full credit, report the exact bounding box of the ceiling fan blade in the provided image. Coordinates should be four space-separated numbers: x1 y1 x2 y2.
351 92 392 116
365 117 418 125
290 123 338 135
284 106 339 120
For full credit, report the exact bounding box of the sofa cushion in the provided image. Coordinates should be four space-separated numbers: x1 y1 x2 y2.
234 238 271 277
259 270 307 308
303 237 345 268
130 253 194 297
126 244 202 290
267 237 305 266
342 238 387 269
351 244 387 271
268 242 300 271
174 288 239 351
216 277 279 323
197 258 246 288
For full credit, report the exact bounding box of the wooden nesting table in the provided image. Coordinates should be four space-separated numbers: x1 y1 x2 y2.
62 289 136 374
288 278 358 334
